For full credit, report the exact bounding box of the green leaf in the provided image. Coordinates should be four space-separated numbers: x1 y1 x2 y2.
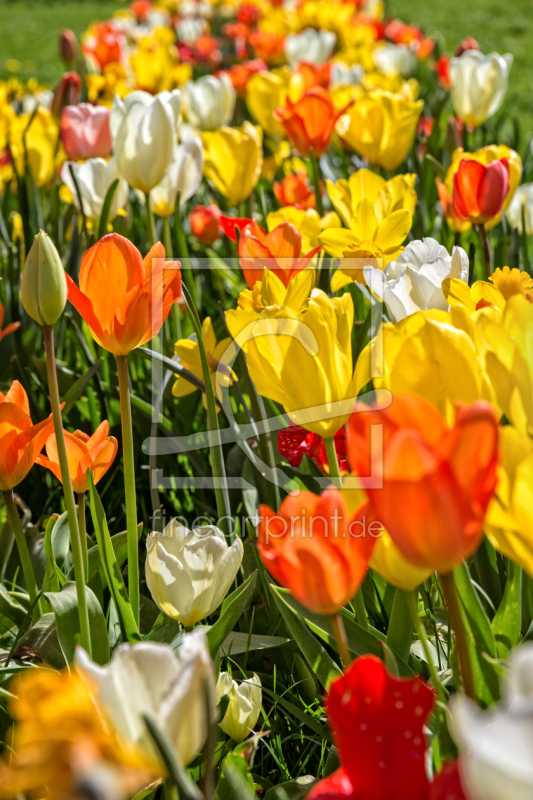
219 632 290 656
386 588 414 664
62 358 104 416
143 715 203 800
18 612 65 670
51 511 71 569
84 531 128 587
87 473 141 643
45 581 110 665
263 777 317 800
270 585 341 689
424 153 446 181
260 684 331 742
207 572 257 658
97 178 119 239
216 753 256 800
454 562 501 706
0 584 27 625
492 559 522 659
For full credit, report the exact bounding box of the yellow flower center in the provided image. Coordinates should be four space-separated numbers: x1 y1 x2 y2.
489 267 533 301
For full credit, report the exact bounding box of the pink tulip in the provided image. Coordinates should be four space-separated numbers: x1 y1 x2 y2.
60 103 112 160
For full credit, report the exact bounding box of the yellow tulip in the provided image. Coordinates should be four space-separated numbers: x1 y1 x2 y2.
9 106 59 187
326 168 417 228
443 278 507 315
485 425 533 578
444 145 522 230
86 63 129 106
246 289 358 438
266 206 341 252
173 317 236 410
246 67 291 137
336 88 423 171
354 307 498 422
478 294 533 438
202 122 262 205
226 266 315 349
130 30 178 94
319 197 412 287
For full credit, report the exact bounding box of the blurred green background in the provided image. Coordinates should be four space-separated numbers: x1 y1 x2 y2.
0 0 531 146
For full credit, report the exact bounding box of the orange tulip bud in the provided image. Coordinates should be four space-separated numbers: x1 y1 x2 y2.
37 420 118 494
273 87 351 158
66 233 181 356
0 381 55 491
452 158 510 225
273 171 317 210
346 394 499 573
239 220 320 289
189 205 222 246
257 488 375 615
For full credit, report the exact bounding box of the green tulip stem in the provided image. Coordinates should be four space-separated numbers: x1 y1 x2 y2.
407 590 447 704
330 612 350 668
3 490 43 622
78 492 88 582
43 325 92 656
309 149 324 217
324 436 342 489
116 354 140 625
440 570 476 701
173 194 197 307
145 192 156 247
478 224 492 280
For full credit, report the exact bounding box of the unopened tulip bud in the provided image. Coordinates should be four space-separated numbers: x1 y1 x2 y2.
51 72 81 122
454 37 479 57
216 673 262 742
21 231 67 327
59 29 78 64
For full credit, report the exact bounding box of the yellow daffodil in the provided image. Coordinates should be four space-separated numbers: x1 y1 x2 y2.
130 29 179 94
173 317 237 410
485 425 533 578
9 106 60 187
478 293 533 438
336 88 423 171
246 289 358 438
202 121 262 205
354 307 499 422
443 268 532 316
246 67 291 137
319 197 412 288
444 145 522 230
226 266 315 349
267 206 341 252
86 63 130 106
326 168 417 228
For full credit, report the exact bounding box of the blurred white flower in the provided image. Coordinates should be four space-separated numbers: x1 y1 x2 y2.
216 673 262 743
150 137 203 217
22 89 53 114
373 43 417 78
506 183 533 236
330 62 364 88
450 50 512 127
75 632 216 767
146 519 243 626
284 28 336 68
183 74 236 131
364 238 469 323
60 157 129 222
176 17 207 44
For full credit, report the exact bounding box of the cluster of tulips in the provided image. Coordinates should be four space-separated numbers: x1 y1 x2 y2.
1 0 533 798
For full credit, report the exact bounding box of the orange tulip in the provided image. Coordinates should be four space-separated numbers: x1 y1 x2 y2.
189 205 222 245
239 220 320 288
37 420 118 494
0 302 20 342
346 394 499 573
273 170 317 210
249 30 285 65
452 158 510 225
66 233 181 356
224 59 267 98
292 61 331 93
257 488 375 615
0 381 55 491
273 87 352 158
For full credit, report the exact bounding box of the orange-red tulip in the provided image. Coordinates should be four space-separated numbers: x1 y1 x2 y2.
273 87 351 158
0 302 20 342
0 381 55 491
249 30 285 65
346 394 499 573
66 233 181 356
189 205 222 246
273 170 317 210
239 220 320 288
257 488 375 615
292 61 331 92
452 158 510 225
224 59 267 98
37 420 118 494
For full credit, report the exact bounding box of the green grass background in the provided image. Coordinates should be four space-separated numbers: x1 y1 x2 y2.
0 0 531 144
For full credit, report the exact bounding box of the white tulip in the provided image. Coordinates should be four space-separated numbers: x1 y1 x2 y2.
373 43 417 78
22 89 53 114
176 17 207 45
450 50 512 127
363 238 469 323
75 632 216 767
451 643 533 800
505 183 533 236
284 28 336 68
330 61 364 88
149 138 203 217
216 672 262 743
60 157 129 222
111 89 182 194
182 74 236 132
146 520 243 626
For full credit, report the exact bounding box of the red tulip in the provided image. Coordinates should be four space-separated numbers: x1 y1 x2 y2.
239 221 320 288
307 655 467 800
223 59 268 98
454 37 479 57
346 394 499 573
60 103 112 160
452 158 510 225
278 423 348 473
273 87 352 158
51 72 81 122
189 205 222 246
219 214 253 243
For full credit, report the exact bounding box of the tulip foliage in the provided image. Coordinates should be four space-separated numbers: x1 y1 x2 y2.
1 1 533 800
